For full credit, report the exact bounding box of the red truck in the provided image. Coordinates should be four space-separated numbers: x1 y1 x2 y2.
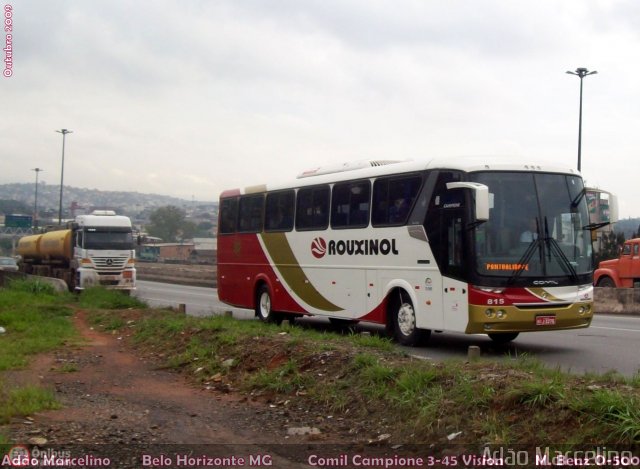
594 238 640 288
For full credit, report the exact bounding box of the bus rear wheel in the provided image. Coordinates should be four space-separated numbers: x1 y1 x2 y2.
256 284 279 323
488 332 519 344
390 291 430 346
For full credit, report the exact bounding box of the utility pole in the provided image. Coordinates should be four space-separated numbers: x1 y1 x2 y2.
56 128 73 225
566 68 597 172
31 167 43 229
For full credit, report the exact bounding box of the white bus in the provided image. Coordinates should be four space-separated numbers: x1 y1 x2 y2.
217 158 608 345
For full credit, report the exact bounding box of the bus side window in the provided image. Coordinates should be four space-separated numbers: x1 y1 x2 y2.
238 194 264 233
331 180 370 229
296 185 329 231
265 190 295 232
219 197 239 234
372 174 422 227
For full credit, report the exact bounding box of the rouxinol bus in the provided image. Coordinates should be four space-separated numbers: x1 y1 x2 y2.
217 158 615 346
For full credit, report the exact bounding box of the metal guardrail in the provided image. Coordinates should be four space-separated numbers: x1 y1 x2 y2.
0 227 34 237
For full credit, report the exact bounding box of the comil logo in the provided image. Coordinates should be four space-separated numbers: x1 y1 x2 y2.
311 237 327 259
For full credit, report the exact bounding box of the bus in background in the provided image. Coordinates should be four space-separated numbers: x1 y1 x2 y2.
217 158 613 345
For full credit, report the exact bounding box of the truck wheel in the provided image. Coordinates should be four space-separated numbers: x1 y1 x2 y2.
597 277 615 288
390 290 430 346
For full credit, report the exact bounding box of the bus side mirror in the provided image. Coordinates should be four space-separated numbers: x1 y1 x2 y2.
446 182 490 222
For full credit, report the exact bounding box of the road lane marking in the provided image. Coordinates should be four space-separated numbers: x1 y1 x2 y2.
590 325 640 333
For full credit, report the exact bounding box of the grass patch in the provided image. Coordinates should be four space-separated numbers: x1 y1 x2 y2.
0 281 75 425
0 383 61 424
509 377 565 408
0 282 76 371
77 287 147 310
575 389 640 442
57 362 79 373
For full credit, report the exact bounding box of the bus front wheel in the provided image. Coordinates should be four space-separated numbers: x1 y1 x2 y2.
390 292 430 346
256 284 279 323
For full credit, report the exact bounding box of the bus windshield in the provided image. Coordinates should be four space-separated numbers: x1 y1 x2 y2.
470 172 593 281
84 229 134 250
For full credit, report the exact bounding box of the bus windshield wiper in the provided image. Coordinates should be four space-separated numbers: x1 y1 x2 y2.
582 221 610 231
506 238 541 286
544 237 579 282
571 188 586 208
543 217 579 282
507 218 543 286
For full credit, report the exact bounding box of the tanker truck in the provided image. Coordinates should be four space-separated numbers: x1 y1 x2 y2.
17 211 136 292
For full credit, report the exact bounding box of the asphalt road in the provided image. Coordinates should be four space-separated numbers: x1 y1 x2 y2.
134 280 640 377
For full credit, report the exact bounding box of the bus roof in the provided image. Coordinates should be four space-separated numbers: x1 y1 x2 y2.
220 156 581 197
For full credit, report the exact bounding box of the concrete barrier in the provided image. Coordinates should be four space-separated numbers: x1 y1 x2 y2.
0 271 68 293
594 287 640 315
25 274 69 293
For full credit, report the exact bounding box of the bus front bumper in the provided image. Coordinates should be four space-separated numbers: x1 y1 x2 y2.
466 302 593 334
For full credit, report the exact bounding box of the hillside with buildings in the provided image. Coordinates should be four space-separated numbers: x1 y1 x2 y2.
0 183 219 261
0 183 218 228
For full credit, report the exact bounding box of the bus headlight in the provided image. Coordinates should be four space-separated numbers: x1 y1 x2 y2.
485 309 495 318
496 310 506 319
578 304 591 315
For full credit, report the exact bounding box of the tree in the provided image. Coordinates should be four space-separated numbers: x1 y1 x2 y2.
195 221 215 237
0 199 31 215
146 206 196 242
594 231 625 266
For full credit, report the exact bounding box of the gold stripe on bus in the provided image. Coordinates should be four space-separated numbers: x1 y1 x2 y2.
526 288 563 302
261 232 343 312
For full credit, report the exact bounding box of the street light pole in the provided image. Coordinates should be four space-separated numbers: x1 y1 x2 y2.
566 67 597 172
31 167 43 230
56 128 73 225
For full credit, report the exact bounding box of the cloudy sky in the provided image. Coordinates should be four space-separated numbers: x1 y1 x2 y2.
2 1 639 217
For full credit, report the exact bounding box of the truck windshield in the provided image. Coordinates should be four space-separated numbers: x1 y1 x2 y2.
84 230 134 250
470 172 593 282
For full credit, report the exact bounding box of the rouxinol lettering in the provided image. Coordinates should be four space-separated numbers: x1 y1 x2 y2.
328 239 399 256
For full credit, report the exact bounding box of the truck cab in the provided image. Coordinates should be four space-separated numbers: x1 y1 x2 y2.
594 238 640 288
72 211 137 291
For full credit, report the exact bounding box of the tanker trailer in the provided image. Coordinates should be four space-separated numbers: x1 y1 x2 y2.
17 230 73 283
17 211 136 292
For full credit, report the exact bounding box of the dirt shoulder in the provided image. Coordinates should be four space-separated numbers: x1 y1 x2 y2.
2 309 393 468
